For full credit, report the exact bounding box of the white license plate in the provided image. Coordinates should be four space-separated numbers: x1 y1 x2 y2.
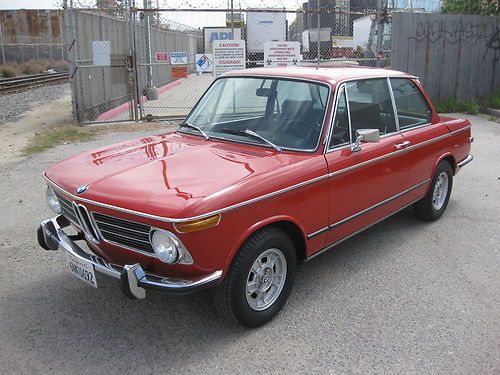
65 251 98 288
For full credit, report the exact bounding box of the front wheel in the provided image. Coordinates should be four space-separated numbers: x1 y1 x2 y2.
414 160 453 221
213 227 297 327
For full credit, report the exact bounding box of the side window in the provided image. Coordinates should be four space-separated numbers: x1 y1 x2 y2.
329 86 350 148
345 78 397 140
390 78 432 130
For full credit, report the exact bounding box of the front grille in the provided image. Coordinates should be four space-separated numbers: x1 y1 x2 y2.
55 193 79 224
93 212 154 254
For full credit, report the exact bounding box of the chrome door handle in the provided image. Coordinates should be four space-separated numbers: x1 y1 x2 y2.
394 141 411 149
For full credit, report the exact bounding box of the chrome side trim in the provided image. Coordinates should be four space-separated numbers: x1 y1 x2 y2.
306 197 422 262
328 179 429 229
42 125 470 223
44 172 329 223
307 226 330 239
306 179 429 239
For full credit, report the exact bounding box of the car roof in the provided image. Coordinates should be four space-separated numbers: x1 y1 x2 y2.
222 66 415 85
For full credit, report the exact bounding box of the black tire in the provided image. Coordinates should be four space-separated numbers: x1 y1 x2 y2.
414 160 453 221
213 227 297 328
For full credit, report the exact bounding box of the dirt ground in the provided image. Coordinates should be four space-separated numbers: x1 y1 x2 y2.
0 93 74 167
0 110 499 374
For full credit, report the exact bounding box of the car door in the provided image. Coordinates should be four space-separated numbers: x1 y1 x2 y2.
321 78 413 247
388 78 452 200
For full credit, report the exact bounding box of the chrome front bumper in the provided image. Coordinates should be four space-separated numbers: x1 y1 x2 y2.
456 154 474 174
37 215 222 299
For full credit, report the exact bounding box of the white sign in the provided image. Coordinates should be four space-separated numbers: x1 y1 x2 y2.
302 30 310 53
170 51 188 65
246 12 287 53
213 40 246 77
308 28 332 43
195 53 214 72
92 41 110 66
204 28 242 53
264 41 301 67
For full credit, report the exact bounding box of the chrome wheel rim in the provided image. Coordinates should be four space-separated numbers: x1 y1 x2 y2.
246 248 287 311
432 172 449 210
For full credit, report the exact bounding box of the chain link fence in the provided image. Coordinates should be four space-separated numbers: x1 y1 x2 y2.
65 1 404 124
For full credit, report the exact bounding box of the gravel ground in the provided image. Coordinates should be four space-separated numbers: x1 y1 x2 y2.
0 115 499 374
0 83 71 125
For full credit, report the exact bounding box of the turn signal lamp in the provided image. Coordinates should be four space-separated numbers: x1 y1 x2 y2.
174 214 221 233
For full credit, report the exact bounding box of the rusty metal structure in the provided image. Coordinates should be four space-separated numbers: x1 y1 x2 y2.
0 9 66 64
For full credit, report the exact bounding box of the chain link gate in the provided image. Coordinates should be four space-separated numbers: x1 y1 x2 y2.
66 1 392 124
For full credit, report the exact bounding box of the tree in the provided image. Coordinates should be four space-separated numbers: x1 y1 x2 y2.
441 0 500 16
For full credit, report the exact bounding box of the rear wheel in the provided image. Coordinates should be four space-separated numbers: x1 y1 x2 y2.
213 227 297 327
414 161 453 221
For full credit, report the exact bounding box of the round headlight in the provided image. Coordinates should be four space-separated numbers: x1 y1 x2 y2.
46 187 61 214
151 230 179 264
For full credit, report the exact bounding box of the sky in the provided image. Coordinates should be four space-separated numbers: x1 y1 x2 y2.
0 0 58 9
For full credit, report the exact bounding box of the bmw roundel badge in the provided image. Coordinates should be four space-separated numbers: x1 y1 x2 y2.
76 184 89 194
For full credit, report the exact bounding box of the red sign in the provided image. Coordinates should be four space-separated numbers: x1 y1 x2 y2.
156 52 168 62
171 66 188 79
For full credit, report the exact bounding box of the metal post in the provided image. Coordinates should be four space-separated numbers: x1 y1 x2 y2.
376 0 382 68
143 0 158 99
0 21 6 65
317 4 320 67
66 0 81 122
128 0 140 121
230 0 234 36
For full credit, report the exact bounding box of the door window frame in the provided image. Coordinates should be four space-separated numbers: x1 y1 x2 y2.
325 77 403 154
387 77 433 132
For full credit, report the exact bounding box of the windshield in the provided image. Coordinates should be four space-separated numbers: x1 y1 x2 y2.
182 77 330 151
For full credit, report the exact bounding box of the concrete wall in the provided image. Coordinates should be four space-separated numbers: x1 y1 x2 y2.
392 12 500 102
0 9 66 63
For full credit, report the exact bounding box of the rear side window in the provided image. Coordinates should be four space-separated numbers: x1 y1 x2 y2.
390 78 432 130
345 78 397 140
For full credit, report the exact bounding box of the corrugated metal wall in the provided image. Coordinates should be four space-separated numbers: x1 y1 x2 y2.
392 12 500 102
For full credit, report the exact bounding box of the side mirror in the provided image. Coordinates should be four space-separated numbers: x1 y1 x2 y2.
350 129 380 152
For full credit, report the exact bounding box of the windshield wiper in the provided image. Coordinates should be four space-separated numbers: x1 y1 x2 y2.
220 128 282 152
179 122 210 140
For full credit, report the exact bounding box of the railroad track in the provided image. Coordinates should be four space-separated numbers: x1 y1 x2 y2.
0 72 69 94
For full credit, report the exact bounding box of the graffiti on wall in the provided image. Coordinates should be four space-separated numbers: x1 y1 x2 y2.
410 19 500 63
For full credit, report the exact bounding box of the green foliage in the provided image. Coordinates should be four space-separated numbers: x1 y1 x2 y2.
442 0 500 15
485 90 500 109
24 127 94 155
434 98 479 114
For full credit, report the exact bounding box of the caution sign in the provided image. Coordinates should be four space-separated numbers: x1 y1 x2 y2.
213 40 246 77
264 41 301 67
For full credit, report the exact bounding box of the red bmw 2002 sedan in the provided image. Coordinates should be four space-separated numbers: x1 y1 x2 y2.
38 67 473 327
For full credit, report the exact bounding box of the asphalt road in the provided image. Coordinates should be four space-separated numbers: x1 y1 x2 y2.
0 115 498 374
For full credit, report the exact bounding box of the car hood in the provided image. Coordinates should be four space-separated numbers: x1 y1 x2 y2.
45 132 321 219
